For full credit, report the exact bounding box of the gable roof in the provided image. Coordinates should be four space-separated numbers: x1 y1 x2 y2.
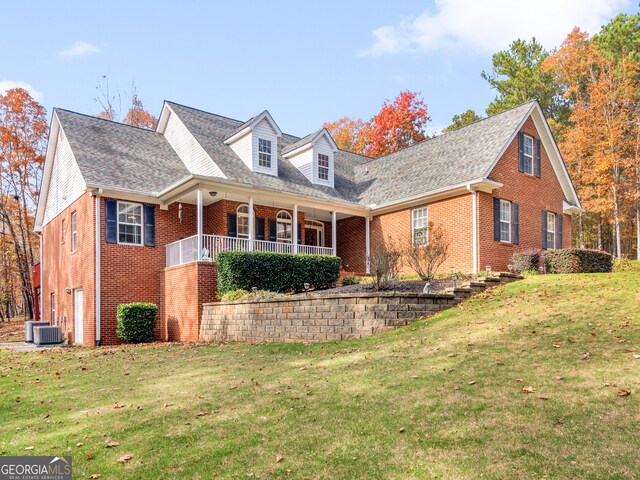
54 109 190 195
281 128 338 157
165 102 368 203
223 110 283 143
353 101 537 206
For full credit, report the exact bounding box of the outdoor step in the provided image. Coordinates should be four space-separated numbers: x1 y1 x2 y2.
477 276 500 283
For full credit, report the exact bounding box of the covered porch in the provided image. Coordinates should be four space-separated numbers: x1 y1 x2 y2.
161 183 371 271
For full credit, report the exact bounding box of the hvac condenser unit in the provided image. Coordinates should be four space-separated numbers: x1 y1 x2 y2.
33 326 62 346
24 321 50 342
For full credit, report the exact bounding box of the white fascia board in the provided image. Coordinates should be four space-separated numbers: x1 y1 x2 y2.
252 110 283 137
223 126 251 145
563 200 584 215
282 143 313 159
156 102 171 133
282 129 339 159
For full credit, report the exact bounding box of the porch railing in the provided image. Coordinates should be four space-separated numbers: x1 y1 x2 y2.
166 234 335 267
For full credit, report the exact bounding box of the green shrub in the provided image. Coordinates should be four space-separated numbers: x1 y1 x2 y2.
116 303 158 343
220 289 287 303
512 250 540 273
216 252 341 297
613 259 640 272
341 275 360 286
543 249 613 274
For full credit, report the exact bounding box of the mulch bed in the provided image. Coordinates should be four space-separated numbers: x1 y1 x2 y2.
314 278 472 295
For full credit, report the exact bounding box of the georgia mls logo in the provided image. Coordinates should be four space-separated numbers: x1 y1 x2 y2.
0 456 72 480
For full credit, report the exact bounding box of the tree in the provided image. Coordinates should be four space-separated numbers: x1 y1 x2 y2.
323 116 368 154
443 109 483 132
0 87 47 319
482 38 569 130
365 90 430 157
94 76 157 130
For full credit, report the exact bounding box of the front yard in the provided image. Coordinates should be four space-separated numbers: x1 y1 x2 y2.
0 272 638 479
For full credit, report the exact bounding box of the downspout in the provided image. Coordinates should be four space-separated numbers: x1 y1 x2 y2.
95 189 102 346
468 185 478 275
39 232 43 321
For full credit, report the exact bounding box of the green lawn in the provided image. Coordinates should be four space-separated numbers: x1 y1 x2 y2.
1 273 638 479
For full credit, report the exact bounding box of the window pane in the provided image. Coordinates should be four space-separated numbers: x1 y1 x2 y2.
524 136 533 156
237 216 249 238
500 201 510 222
119 224 141 244
118 203 141 225
258 139 272 168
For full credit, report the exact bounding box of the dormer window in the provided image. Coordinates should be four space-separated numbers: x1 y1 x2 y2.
258 138 272 168
318 154 329 181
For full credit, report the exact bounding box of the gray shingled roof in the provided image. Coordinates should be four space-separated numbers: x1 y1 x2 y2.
166 102 369 204
281 129 322 156
54 100 537 208
56 109 190 195
353 101 536 206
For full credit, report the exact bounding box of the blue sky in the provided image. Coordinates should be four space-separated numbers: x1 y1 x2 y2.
1 0 637 136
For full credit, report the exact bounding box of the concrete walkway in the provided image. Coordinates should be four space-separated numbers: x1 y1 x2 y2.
0 342 55 352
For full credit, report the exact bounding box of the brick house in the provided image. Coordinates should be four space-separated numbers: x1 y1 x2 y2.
34 100 581 345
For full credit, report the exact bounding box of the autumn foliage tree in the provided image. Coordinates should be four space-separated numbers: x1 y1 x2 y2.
95 76 157 129
0 88 47 319
324 90 431 158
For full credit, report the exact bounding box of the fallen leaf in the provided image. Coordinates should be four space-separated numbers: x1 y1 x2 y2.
105 441 120 448
536 394 549 400
522 387 535 393
617 390 631 397
468 380 476 385
516 379 524 383
113 403 125 409
76 442 84 447
195 411 208 417
452 385 461 390
85 455 93 461
163 402 174 408
118 454 133 464
89 475 101 479
399 427 406 433
633 354 640 359
581 352 591 360
24 446 34 450
276 453 284 463
555 376 564 381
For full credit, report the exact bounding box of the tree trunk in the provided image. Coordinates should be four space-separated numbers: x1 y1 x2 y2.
612 184 622 259
637 206 640 260
578 213 585 249
597 215 603 251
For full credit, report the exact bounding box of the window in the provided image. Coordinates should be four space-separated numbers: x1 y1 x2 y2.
51 293 55 323
318 153 329 181
71 211 77 252
258 138 272 168
118 202 143 245
547 211 556 249
523 135 534 175
61 218 66 244
237 204 249 238
276 210 292 243
500 200 511 243
412 206 429 246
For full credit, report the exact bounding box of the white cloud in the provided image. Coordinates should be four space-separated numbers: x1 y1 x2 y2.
0 81 44 102
59 41 101 57
362 0 631 56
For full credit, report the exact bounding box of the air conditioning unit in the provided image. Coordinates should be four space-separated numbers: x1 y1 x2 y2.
33 326 62 346
24 321 50 342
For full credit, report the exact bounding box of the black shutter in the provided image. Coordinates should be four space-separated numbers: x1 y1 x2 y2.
268 219 277 242
105 199 117 244
297 223 302 245
512 202 519 245
557 214 563 249
143 204 155 247
542 210 548 249
227 213 237 238
256 217 265 241
493 197 501 241
517 132 524 172
535 138 541 178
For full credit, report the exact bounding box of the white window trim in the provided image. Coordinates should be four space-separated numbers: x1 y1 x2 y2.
276 210 292 244
411 206 429 247
117 201 144 246
547 211 556 250
71 211 77 252
523 134 534 175
500 199 511 243
317 153 330 181
237 204 250 239
258 138 272 169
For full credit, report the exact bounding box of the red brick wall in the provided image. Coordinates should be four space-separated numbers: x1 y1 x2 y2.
337 216 366 273
160 262 217 341
99 199 197 345
368 194 474 274
479 116 572 271
41 192 96 345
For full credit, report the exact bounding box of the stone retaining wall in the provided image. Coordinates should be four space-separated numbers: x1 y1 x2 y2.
200 273 522 343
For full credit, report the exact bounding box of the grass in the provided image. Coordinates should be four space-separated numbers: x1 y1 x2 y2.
1 272 638 479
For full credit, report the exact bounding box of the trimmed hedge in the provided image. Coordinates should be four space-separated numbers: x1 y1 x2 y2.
543 248 613 274
116 303 158 343
217 252 341 297
512 250 540 273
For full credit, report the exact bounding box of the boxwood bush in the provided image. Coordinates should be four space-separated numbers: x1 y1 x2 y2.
543 248 613 274
217 252 341 297
512 250 540 273
116 303 158 343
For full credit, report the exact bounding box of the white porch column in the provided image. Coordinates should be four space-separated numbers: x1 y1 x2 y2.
248 197 255 251
472 191 478 274
365 216 371 274
292 204 298 253
196 189 203 261
331 211 337 256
